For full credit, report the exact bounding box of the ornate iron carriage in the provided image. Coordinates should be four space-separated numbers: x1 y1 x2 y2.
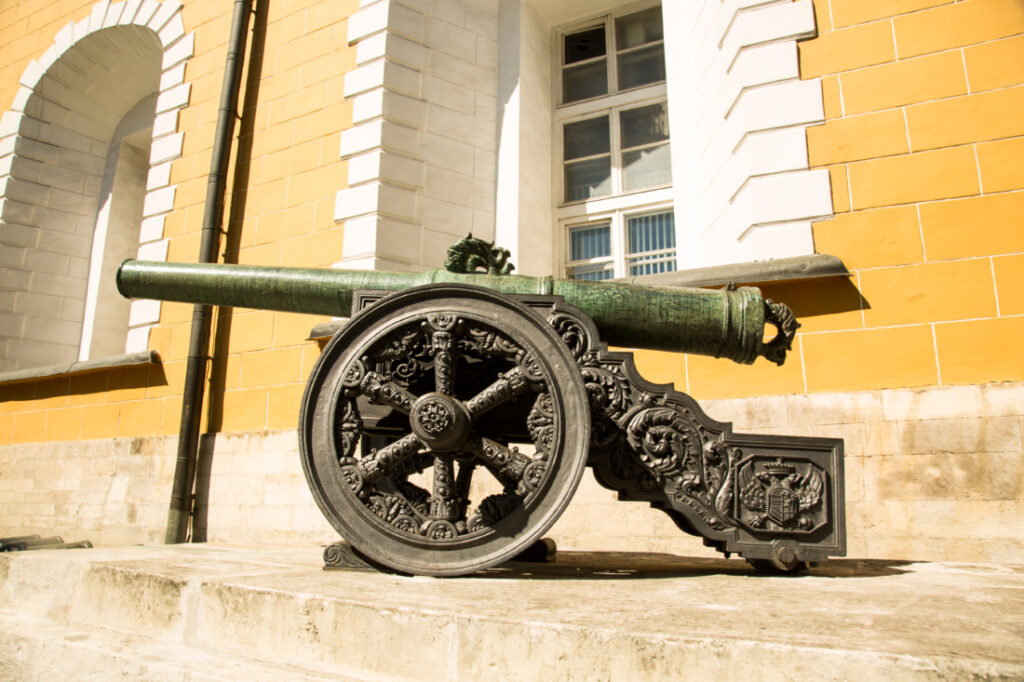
117 238 844 576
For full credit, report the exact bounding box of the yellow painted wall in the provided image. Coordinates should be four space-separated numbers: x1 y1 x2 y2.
638 0 1024 401
4 0 1022 443
0 0 358 445
0 1 95 110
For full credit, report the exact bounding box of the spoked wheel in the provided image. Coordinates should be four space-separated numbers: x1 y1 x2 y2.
300 284 590 576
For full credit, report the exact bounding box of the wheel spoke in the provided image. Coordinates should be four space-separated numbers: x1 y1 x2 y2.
426 314 460 396
465 367 529 419
429 453 459 521
465 437 532 490
358 370 418 414
454 459 476 519
357 433 425 483
431 331 457 395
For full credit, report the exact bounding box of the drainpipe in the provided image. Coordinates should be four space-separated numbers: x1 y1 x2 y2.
165 0 253 544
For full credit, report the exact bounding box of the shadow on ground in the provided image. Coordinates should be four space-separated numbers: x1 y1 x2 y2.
471 551 913 580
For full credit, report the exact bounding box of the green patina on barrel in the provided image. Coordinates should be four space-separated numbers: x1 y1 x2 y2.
117 260 768 364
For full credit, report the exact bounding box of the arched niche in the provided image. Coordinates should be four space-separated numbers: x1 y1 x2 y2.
0 1 193 372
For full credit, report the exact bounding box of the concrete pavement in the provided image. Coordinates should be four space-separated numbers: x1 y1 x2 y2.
1 544 1021 680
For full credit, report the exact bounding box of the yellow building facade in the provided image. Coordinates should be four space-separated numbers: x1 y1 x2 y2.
1 0 1021 561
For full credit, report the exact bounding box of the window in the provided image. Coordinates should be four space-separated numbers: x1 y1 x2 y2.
562 101 670 203
560 6 665 105
556 5 676 281
566 209 676 280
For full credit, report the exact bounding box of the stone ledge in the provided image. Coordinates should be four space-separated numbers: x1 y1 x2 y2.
0 545 1020 680
619 253 850 289
0 613 341 681
0 350 160 386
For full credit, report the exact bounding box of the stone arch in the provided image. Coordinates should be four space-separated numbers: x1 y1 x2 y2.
0 0 194 371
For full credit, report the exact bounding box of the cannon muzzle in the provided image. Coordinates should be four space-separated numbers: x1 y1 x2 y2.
117 260 797 365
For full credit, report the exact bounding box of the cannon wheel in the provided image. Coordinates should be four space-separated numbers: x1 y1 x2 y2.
300 284 590 576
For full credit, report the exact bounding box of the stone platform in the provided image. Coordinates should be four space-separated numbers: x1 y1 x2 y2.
0 544 1021 680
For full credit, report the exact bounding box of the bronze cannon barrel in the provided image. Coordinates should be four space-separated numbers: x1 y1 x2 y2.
117 260 793 365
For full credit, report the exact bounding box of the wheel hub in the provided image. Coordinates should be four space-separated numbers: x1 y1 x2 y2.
409 392 471 451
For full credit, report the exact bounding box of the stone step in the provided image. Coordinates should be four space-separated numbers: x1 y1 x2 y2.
0 614 350 681
1 544 1022 680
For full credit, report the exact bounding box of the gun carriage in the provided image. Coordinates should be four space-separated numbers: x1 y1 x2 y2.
117 237 845 577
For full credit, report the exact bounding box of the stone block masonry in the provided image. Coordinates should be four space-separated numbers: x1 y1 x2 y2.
2 382 1020 563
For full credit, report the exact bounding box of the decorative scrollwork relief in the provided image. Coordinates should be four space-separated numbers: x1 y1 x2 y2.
761 299 800 367
625 407 704 490
526 392 554 456
359 371 416 412
333 399 362 460
548 313 589 360
467 493 524 532
581 364 632 423
444 233 515 275
544 304 737 531
461 327 521 359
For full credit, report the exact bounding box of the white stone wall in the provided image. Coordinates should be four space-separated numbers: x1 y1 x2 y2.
81 99 156 361
2 383 1020 562
337 0 501 272
194 430 336 544
665 0 832 268
494 0 554 276
0 436 177 547
334 0 831 276
0 0 193 372
0 431 334 547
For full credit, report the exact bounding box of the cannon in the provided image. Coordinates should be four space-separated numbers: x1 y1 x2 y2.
117 237 845 576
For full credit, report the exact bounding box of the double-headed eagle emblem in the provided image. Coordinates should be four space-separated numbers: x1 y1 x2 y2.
738 458 824 531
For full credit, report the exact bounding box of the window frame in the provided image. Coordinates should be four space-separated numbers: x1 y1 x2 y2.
554 3 676 281
559 95 672 206
563 202 676 281
557 4 667 107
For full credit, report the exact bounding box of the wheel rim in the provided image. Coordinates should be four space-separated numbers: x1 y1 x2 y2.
299 285 590 576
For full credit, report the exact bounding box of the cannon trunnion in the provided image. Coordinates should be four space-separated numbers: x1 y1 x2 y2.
118 259 845 576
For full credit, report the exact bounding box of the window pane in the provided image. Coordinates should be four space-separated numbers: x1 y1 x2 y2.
628 212 675 254
620 103 669 149
622 144 672 191
564 26 606 64
617 44 666 90
564 157 612 201
615 7 663 50
627 211 676 275
562 60 608 103
563 116 610 160
570 223 612 260
628 254 677 276
569 222 614 280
